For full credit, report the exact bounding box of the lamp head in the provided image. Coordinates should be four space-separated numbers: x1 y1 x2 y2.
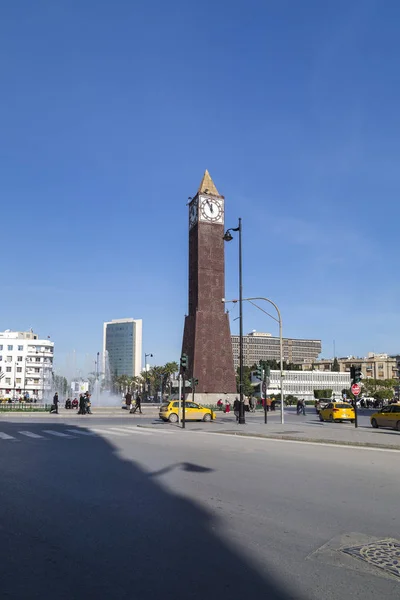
223 230 233 242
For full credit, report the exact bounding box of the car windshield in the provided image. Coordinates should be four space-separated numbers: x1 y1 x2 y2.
335 404 352 409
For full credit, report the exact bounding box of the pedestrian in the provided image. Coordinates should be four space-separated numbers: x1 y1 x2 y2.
244 396 250 412
53 392 59 414
125 391 132 410
224 399 231 413
130 394 142 414
85 392 92 414
249 396 255 412
78 394 86 415
266 397 272 412
301 398 306 416
233 397 240 422
296 399 301 414
271 399 276 411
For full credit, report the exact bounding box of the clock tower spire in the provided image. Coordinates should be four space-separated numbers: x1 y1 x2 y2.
181 171 237 402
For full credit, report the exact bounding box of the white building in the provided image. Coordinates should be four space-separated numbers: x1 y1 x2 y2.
253 369 351 401
0 330 54 400
103 318 142 378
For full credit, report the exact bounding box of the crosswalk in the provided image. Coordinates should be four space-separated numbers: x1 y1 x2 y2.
0 426 177 443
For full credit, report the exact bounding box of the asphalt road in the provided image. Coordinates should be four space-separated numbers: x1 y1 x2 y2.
0 416 399 599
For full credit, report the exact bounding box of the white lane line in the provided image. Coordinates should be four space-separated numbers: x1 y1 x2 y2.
42 430 74 438
135 427 175 434
108 427 151 435
0 432 16 440
66 429 95 436
19 431 44 439
88 428 128 437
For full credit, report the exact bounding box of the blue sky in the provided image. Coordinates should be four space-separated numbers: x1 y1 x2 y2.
1 0 399 373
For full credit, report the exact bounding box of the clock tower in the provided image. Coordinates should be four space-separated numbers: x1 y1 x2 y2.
181 170 237 402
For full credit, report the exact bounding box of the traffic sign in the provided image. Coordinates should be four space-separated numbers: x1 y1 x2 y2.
351 383 361 396
262 382 267 394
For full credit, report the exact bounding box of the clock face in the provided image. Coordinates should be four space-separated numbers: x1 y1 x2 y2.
189 201 198 228
200 197 223 223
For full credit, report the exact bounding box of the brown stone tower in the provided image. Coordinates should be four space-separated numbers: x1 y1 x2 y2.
181 170 237 401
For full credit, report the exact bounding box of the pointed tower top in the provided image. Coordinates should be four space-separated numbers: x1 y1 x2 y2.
197 170 221 197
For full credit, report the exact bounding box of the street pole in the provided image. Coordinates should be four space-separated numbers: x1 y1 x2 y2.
178 374 182 424
96 351 100 406
182 374 186 429
238 218 245 425
222 296 284 424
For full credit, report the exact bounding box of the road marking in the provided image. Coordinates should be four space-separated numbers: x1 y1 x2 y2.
135 427 175 434
0 432 16 440
19 431 44 439
195 432 400 453
88 428 128 437
66 429 95 436
42 430 74 438
108 427 151 435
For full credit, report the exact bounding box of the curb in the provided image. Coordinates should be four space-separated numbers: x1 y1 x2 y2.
205 430 400 450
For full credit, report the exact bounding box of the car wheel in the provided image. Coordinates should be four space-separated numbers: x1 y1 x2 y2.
203 413 212 422
396 421 400 432
329 415 334 423
168 413 178 423
319 414 324 422
371 418 378 429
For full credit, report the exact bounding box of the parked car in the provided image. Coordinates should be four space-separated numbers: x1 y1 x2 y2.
159 400 216 423
370 404 400 431
319 402 355 423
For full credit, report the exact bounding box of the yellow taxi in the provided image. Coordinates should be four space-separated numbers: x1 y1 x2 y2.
159 400 216 423
319 402 355 423
370 404 400 431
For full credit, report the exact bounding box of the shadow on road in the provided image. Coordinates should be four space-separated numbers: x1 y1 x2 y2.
0 421 298 599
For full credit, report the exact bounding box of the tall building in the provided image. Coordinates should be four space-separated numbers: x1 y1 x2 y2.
0 329 54 400
231 331 321 370
181 170 237 402
103 319 142 378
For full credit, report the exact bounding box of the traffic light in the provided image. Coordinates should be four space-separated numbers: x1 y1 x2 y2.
180 353 188 372
265 364 271 378
255 363 263 380
350 365 362 384
192 378 198 387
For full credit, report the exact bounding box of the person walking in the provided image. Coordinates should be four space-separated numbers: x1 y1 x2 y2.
78 394 86 415
125 391 132 411
85 392 92 414
233 397 240 423
53 392 59 414
130 394 142 414
301 398 306 416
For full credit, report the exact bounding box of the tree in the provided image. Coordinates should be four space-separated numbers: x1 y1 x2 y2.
313 389 333 399
332 358 340 372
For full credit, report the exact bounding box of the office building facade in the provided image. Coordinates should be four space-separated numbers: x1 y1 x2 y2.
231 331 321 370
308 353 400 381
103 319 142 378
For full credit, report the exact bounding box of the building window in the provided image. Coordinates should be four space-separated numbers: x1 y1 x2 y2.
0 345 2 350
18 345 23 351
6 356 12 362
7 345 13 351
16 378 21 384
0 356 2 361
17 356 23 362
5 378 11 384
35 368 40 373
33 379 39 383
6 367 11 372
17 367 22 373
35 358 40 362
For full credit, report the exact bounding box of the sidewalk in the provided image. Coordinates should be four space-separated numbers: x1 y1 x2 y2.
0 406 161 418
142 412 400 450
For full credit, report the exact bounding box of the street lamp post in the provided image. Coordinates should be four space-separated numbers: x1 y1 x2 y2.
223 218 245 425
144 352 153 400
223 296 285 425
